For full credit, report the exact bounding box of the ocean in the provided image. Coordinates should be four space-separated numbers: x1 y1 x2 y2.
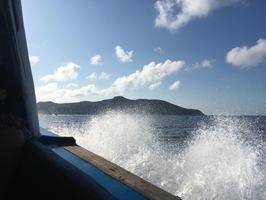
39 112 266 199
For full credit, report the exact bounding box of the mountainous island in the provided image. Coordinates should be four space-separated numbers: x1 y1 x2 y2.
37 96 204 115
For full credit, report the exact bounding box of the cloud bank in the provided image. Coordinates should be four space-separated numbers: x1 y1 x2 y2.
112 59 184 92
36 59 184 102
36 82 99 102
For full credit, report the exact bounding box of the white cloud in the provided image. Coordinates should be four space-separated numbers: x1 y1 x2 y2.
36 59 184 102
113 59 184 92
99 72 111 80
90 54 102 65
201 59 213 68
41 62 80 82
154 47 164 54
66 85 98 98
87 72 98 81
115 45 133 63
149 82 162 90
35 83 62 102
35 82 99 102
29 55 40 65
169 80 181 91
185 59 214 71
154 0 241 31
87 72 111 81
36 82 58 95
226 39 266 68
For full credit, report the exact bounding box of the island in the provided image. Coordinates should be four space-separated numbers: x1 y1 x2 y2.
37 96 204 115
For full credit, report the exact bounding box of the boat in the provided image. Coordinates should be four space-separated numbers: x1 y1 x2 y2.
0 1 181 199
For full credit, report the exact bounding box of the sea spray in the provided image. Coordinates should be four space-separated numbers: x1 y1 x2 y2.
176 116 265 199
40 112 266 199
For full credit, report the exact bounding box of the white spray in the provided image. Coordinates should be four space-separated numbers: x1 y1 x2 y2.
44 112 266 200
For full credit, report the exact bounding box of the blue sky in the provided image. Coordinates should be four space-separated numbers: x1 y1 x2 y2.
22 0 266 115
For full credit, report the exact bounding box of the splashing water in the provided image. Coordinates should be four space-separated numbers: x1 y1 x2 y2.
175 117 265 199
41 112 266 200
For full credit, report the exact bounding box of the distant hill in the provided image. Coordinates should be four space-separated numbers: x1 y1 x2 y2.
37 96 204 115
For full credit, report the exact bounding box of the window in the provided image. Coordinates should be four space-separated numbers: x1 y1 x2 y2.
22 1 266 199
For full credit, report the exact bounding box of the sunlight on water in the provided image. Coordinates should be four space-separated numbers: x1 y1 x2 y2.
43 112 266 200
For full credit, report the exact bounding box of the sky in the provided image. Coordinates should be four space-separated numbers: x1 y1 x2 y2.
21 0 266 115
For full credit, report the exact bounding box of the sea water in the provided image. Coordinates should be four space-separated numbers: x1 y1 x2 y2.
39 112 266 199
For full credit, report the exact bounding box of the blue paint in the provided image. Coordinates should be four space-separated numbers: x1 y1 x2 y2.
53 147 148 200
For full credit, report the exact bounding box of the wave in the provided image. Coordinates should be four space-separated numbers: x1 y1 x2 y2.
42 112 266 199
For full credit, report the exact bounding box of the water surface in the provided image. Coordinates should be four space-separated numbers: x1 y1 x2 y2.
39 112 266 199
